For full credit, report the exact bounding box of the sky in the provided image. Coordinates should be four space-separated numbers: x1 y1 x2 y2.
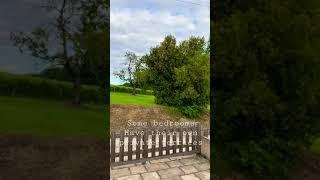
0 0 210 80
110 0 210 85
0 0 52 74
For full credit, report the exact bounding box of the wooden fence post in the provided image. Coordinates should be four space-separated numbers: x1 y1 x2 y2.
166 128 170 155
143 128 148 159
111 131 115 162
179 127 183 153
159 128 163 156
152 129 156 157
136 133 141 160
128 132 133 161
173 128 177 154
119 131 124 162
197 125 202 154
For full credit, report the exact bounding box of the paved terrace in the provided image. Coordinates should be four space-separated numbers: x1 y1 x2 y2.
110 154 210 180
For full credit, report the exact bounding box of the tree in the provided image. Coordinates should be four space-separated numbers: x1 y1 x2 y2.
133 56 152 93
213 0 320 178
114 52 139 95
143 35 209 117
10 0 108 105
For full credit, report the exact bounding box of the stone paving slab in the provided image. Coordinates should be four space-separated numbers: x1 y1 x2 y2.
181 174 200 180
141 172 161 180
180 165 199 174
167 160 183 167
111 154 210 180
111 168 131 178
179 158 202 166
162 177 182 180
193 163 210 171
195 171 210 180
194 156 208 163
130 165 147 174
112 163 136 170
158 167 184 178
145 162 170 172
116 174 141 180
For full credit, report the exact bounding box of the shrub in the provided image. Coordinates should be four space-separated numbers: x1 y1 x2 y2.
144 35 210 114
0 72 106 103
177 105 206 118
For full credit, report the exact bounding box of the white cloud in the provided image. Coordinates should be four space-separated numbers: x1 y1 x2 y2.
110 0 210 84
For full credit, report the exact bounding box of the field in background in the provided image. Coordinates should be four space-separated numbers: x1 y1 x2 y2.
0 96 107 137
110 92 155 106
110 84 153 95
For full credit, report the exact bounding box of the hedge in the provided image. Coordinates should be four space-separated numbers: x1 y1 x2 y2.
110 85 153 95
0 72 106 103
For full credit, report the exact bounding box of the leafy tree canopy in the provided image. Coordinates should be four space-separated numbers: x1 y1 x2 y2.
213 0 320 178
143 35 210 117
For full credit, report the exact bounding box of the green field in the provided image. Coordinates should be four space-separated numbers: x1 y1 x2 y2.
0 96 107 137
110 92 155 106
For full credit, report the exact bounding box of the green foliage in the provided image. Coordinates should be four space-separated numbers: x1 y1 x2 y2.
134 60 152 92
0 72 105 103
176 105 206 119
110 85 153 95
175 53 210 107
144 35 210 116
213 0 320 178
311 137 320 156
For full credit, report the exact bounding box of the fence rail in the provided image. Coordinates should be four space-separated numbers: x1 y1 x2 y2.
110 126 210 166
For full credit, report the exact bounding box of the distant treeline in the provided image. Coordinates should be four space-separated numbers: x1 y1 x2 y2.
30 67 107 87
110 85 153 95
0 72 106 104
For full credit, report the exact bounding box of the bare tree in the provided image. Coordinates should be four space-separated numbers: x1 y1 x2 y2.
114 52 139 95
10 0 108 105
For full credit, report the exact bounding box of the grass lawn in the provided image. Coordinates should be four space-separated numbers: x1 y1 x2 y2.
111 92 155 106
0 96 107 137
311 137 320 156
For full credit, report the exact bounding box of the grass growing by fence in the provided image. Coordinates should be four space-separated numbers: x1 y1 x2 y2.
0 96 107 137
110 92 155 106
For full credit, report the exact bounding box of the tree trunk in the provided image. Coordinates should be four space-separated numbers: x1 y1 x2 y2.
132 86 136 95
130 81 136 95
72 72 81 105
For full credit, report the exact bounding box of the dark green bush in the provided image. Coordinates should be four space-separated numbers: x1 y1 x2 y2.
0 72 106 103
213 0 320 178
144 36 209 112
177 105 206 118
